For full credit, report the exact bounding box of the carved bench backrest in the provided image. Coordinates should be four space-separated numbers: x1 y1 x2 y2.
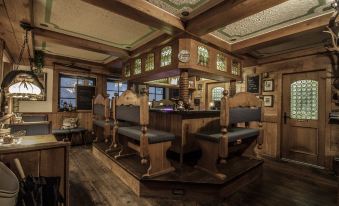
220 91 262 127
92 94 110 121
113 90 149 126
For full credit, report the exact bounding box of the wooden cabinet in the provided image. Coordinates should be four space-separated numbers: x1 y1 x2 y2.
0 135 70 206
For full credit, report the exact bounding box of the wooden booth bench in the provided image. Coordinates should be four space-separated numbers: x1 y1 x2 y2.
92 94 113 143
195 91 263 180
108 89 176 178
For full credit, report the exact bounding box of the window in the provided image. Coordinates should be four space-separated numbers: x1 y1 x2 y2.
217 54 226 72
145 53 154 71
212 87 224 101
290 80 318 120
198 46 209 66
160 46 172 67
125 63 131 77
107 80 127 98
148 86 164 101
59 74 96 109
134 58 141 75
231 59 241 76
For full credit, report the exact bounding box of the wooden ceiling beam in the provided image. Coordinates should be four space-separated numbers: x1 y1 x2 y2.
232 13 334 54
81 0 184 35
33 28 129 58
186 0 287 36
130 33 174 57
44 53 105 68
257 46 328 65
200 34 232 52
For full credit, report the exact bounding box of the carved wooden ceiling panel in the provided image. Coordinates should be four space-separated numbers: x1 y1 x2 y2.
212 0 333 44
146 0 222 19
34 0 163 50
35 40 118 64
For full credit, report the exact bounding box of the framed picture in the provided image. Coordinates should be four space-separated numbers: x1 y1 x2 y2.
189 80 195 89
263 79 274 92
263 95 274 107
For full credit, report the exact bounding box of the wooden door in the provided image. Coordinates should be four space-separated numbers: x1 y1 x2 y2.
282 71 325 166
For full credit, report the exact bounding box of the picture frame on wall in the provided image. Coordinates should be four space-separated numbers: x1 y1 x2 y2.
263 79 274 92
263 95 274 107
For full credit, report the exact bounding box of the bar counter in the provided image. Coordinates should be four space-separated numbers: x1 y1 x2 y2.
149 109 220 163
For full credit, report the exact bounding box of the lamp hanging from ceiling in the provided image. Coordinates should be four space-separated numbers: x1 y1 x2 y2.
4 22 44 99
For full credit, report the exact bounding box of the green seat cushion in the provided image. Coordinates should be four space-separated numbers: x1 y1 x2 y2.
196 127 260 143
118 126 175 144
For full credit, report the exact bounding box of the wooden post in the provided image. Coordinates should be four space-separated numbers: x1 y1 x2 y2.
179 69 189 104
229 79 236 97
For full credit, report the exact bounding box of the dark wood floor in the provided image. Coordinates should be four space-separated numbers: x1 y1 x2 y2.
69 146 337 206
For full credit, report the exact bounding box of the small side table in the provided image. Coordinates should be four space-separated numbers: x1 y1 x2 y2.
52 129 71 141
70 127 88 145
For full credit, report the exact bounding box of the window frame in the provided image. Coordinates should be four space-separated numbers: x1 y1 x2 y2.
145 53 155 71
148 86 165 102
58 74 96 110
211 87 224 101
160 46 172 67
106 80 127 99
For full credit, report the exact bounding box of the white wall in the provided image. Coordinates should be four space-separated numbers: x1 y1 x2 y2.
19 67 53 112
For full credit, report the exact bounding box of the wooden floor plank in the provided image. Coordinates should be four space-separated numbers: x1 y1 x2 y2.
69 146 337 206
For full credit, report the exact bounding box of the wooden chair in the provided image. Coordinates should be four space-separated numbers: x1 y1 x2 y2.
195 90 263 180
92 94 112 143
113 89 175 178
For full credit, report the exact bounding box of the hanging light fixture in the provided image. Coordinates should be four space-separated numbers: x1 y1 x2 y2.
3 22 43 99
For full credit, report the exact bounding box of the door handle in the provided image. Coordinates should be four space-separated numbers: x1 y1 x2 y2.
284 112 290 124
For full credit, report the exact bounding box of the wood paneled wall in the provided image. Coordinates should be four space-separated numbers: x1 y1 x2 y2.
38 64 108 130
243 54 334 168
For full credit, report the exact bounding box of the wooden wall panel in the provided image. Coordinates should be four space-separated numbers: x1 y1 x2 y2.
262 122 278 158
242 54 333 168
0 151 40 177
40 147 68 202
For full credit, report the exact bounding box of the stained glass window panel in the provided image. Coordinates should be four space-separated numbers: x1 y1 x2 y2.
198 46 209 66
290 80 318 120
160 46 172 67
231 60 241 76
217 54 226 71
145 53 154 71
125 64 131 77
212 87 224 101
134 59 141 75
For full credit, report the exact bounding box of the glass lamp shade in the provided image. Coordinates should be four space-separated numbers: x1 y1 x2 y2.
8 81 41 97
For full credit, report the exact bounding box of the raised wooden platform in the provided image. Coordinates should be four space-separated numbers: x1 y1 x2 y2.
92 142 263 201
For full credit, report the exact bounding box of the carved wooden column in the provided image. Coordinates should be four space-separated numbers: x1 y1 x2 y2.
229 79 237 97
179 69 189 104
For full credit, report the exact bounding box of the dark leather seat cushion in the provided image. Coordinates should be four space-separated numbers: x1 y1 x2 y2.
118 126 175 144
70 127 87 133
93 120 114 127
196 127 260 143
52 129 71 134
